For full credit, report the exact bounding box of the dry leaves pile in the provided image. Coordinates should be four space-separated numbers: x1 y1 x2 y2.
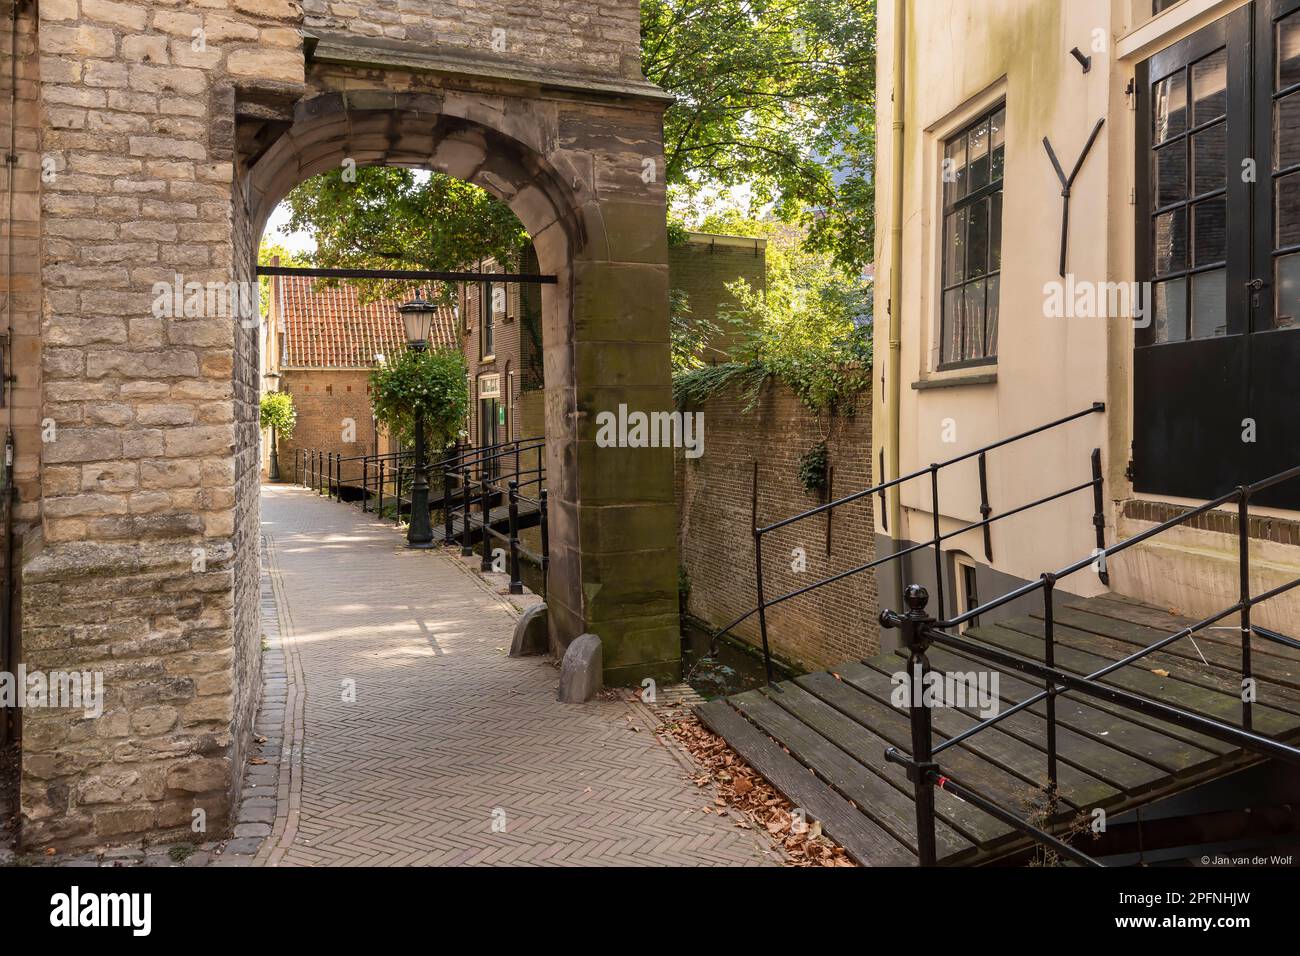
659 710 856 867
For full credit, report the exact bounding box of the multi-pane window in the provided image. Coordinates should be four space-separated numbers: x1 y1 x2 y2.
1148 47 1229 341
940 104 1005 367
1133 1 1300 505
480 280 495 358
1274 10 1300 329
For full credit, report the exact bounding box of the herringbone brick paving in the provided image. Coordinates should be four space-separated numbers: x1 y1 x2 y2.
252 485 777 866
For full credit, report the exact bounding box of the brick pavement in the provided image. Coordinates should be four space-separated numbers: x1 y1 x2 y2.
239 485 777 867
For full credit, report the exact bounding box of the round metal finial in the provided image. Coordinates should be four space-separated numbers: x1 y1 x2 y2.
904 584 930 611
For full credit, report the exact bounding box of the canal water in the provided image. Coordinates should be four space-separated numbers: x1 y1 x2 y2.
680 620 791 699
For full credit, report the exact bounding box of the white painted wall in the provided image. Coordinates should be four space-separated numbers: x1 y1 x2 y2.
875 0 1300 629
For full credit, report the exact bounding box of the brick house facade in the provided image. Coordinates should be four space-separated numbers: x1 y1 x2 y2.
460 246 547 451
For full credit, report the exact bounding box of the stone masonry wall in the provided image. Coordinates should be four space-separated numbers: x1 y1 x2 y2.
229 163 261 817
302 0 645 82
675 378 878 672
23 0 305 850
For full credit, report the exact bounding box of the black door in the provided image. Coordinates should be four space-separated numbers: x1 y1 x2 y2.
479 397 499 477
1134 0 1300 507
1249 0 1300 504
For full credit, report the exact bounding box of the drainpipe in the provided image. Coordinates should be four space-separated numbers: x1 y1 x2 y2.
885 0 907 559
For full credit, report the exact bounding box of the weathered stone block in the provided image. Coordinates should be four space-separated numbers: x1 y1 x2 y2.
558 633 603 703
165 757 231 794
510 604 548 657
94 807 156 838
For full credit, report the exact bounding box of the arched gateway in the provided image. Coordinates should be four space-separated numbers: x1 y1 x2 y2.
16 3 678 850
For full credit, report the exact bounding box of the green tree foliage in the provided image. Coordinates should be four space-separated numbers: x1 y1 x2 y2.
368 348 470 451
258 240 312 317
643 0 876 273
279 168 529 303
259 391 297 439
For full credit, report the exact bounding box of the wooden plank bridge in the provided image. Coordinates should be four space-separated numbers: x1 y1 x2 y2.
434 496 543 546
697 593 1300 866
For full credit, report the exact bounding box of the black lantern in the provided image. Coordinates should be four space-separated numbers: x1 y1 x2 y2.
398 291 436 352
264 371 282 482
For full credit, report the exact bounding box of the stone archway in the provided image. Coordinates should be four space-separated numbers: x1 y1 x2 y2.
240 86 682 686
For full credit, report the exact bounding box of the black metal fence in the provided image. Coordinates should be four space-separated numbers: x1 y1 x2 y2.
441 438 548 596
712 403 1109 681
292 439 549 596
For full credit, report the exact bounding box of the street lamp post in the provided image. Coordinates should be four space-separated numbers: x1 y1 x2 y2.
399 292 436 549
265 371 281 481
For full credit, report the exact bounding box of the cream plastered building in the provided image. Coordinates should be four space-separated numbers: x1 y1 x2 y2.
873 0 1300 639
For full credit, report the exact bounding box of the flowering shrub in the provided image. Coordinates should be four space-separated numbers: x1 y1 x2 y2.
368 347 469 451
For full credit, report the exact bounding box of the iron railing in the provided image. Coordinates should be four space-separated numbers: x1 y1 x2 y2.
293 438 549 596
880 463 1300 866
441 438 548 596
712 403 1108 682
294 447 433 525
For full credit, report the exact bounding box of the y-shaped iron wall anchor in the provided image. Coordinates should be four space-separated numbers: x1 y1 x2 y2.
1043 117 1106 278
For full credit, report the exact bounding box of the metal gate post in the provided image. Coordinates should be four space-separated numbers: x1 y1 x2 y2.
507 480 523 595
881 584 939 866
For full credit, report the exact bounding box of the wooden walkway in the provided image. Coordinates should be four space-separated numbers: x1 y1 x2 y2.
697 593 1300 866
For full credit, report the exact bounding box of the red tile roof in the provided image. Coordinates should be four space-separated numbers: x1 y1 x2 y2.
276 275 460 368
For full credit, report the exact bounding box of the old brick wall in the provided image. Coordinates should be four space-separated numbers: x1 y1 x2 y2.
676 379 877 672
303 0 644 81
277 369 380 484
